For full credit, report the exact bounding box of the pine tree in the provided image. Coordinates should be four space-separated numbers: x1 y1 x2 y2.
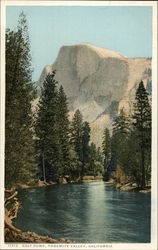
88 143 97 176
5 12 36 187
69 147 81 179
70 109 83 164
111 108 131 173
57 85 71 176
88 143 103 176
132 81 151 188
35 71 61 181
124 128 142 185
82 121 91 175
102 128 111 170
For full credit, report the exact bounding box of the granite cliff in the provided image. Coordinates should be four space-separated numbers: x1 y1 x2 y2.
37 44 151 146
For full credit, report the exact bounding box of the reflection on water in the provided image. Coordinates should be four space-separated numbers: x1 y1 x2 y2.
14 182 151 243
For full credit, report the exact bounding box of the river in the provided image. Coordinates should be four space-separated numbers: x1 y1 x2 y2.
14 181 151 243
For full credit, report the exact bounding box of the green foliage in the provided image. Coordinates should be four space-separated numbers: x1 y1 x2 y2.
124 129 142 184
70 110 103 178
111 108 131 172
5 12 36 187
87 143 104 176
35 71 62 180
35 84 103 181
111 108 141 183
69 147 82 179
132 81 151 187
109 81 151 187
70 109 83 163
102 128 111 170
56 85 71 176
82 121 91 175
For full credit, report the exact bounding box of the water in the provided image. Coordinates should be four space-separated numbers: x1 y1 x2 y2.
14 182 151 243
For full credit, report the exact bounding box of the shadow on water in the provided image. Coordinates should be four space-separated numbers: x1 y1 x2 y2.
14 182 151 243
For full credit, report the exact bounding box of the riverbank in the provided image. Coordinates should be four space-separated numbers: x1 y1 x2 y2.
5 189 72 243
106 178 151 193
106 165 151 193
81 175 103 182
13 175 103 190
12 175 151 193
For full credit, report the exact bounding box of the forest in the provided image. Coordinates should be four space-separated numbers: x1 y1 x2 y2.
5 13 151 189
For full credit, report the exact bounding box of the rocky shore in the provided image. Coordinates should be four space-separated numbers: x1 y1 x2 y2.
107 178 151 193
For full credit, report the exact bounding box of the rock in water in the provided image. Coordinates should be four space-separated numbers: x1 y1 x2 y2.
36 43 151 147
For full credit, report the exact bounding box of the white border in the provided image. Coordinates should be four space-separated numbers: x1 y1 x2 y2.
0 1 157 250
0 1 6 249
151 2 157 249
0 0 157 7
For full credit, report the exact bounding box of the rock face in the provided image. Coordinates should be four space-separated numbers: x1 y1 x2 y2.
37 43 151 147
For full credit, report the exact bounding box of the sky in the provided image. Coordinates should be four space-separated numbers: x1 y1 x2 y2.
6 5 152 81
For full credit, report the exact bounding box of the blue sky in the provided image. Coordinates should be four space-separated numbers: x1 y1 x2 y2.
6 6 152 81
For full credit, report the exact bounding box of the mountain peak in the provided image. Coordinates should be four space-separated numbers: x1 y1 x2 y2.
59 43 124 60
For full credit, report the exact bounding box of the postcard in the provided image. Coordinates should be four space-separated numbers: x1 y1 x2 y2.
0 1 157 250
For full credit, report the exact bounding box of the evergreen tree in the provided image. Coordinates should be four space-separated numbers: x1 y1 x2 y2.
69 147 81 179
111 108 131 174
57 85 71 176
5 12 36 186
70 109 83 164
102 128 111 170
82 121 91 175
35 71 61 181
132 81 151 188
124 128 142 186
88 143 104 176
